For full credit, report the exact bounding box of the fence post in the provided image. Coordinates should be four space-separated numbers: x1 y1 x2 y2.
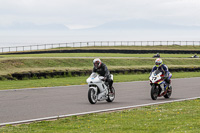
141 41 142 46
23 46 24 51
9 47 10 52
193 41 194 46
16 47 17 52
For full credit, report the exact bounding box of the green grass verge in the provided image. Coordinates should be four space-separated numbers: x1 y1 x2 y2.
0 53 197 58
1 58 200 75
1 71 200 90
1 99 199 133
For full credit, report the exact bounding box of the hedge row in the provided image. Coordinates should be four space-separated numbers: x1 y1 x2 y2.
0 67 200 80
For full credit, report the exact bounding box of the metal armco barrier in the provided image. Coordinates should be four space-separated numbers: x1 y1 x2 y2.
1 41 200 53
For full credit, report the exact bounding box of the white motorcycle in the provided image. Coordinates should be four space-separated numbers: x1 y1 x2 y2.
86 73 115 104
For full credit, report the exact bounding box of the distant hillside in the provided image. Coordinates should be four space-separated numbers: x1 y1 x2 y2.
89 19 200 30
0 22 69 31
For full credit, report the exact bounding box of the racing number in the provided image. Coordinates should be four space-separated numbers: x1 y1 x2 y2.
153 77 157 80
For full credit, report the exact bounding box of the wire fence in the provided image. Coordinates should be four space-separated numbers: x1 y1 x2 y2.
1 41 200 53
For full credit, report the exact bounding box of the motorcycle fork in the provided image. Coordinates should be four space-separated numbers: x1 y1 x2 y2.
93 86 99 96
156 85 161 94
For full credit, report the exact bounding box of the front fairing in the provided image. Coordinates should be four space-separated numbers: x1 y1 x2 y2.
87 73 102 84
86 73 106 93
149 70 163 84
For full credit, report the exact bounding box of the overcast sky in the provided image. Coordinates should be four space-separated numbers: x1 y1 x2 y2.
0 0 200 29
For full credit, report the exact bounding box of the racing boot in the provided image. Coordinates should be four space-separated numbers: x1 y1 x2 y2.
109 86 113 94
165 79 171 89
167 79 172 92
108 79 114 94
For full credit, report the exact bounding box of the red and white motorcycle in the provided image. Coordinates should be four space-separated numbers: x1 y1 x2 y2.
149 70 172 100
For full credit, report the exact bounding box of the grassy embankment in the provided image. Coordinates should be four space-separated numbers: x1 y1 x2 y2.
0 57 200 75
1 99 199 133
0 56 200 90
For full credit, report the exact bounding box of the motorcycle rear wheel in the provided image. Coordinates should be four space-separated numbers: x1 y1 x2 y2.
164 85 172 98
106 87 115 102
88 88 98 104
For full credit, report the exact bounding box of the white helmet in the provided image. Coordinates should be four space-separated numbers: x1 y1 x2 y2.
93 58 102 69
155 58 163 67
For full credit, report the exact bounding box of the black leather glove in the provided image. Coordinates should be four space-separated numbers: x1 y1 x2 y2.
102 77 107 81
164 73 168 79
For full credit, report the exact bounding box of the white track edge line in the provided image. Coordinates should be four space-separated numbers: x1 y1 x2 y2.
1 96 199 126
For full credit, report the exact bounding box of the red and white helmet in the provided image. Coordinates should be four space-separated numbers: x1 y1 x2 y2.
93 58 102 69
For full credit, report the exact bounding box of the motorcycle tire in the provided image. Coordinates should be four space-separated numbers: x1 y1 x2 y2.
106 87 115 102
164 85 172 99
88 88 98 104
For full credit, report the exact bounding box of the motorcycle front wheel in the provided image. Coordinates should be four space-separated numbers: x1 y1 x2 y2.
106 87 115 102
88 88 98 104
151 84 159 100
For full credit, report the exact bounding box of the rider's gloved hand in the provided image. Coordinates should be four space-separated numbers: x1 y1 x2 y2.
102 77 107 81
164 73 168 79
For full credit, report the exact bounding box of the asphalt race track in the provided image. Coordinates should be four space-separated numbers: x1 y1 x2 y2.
0 77 200 125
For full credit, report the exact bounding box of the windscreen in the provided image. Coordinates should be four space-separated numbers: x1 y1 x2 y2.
90 73 98 78
154 70 161 75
